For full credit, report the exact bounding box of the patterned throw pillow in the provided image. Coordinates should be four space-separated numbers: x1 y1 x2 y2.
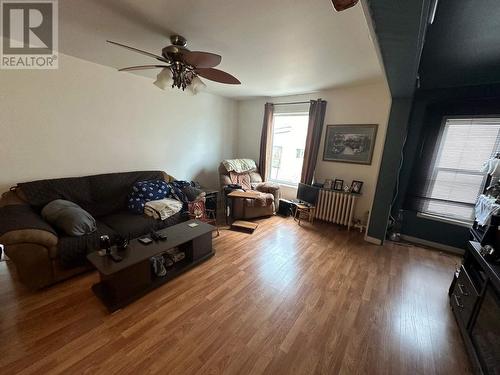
188 198 207 220
128 180 170 214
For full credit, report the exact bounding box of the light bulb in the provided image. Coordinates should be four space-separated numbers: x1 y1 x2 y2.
153 68 173 90
187 76 207 95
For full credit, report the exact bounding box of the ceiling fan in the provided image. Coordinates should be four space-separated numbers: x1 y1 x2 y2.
107 35 241 94
331 0 359 12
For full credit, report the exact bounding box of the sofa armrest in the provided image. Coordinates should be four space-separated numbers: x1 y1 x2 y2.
1 229 58 247
254 182 280 212
0 205 58 247
220 175 232 190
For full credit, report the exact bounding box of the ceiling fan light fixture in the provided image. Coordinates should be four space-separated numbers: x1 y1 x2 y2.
153 68 173 90
108 35 241 92
187 76 207 95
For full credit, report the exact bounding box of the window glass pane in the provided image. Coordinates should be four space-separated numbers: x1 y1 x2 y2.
422 117 500 222
438 120 499 170
430 170 484 204
269 114 308 184
426 200 476 222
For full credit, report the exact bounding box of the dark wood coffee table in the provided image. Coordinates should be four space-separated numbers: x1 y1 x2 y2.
87 219 215 312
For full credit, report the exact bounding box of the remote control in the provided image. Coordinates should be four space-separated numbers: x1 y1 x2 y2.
150 231 167 241
109 250 123 262
139 237 153 245
150 231 160 241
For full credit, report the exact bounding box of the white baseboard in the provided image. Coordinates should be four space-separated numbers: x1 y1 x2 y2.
364 235 382 245
400 235 464 255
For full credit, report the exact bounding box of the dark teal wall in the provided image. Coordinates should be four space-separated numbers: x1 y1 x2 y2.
364 0 432 242
367 98 412 241
400 212 469 249
391 84 500 249
366 0 500 248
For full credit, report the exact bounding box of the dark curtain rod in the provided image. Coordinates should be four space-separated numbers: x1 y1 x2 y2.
271 100 312 106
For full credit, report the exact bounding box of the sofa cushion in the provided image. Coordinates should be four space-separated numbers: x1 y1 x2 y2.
42 199 96 236
17 170 166 217
55 220 117 266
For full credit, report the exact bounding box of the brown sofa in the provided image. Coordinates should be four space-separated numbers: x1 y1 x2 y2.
0 170 184 289
219 161 280 219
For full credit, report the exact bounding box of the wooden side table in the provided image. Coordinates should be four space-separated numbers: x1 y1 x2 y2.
294 204 315 225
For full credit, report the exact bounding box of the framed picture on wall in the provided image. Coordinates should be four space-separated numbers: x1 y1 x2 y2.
323 124 378 165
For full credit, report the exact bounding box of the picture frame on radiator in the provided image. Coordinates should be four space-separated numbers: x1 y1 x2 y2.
333 179 344 191
350 180 363 194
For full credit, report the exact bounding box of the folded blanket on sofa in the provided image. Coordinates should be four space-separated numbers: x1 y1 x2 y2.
144 198 183 220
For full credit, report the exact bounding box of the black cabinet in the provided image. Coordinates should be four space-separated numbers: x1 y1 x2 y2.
449 242 500 374
451 265 480 328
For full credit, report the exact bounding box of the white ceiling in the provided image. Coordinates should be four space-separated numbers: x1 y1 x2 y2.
58 0 383 98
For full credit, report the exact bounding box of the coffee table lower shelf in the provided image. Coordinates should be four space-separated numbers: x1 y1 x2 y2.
91 251 214 312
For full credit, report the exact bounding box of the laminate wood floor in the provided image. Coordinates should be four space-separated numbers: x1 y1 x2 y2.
0 216 472 374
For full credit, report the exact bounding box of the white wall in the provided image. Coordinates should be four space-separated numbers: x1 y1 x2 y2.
235 79 391 222
0 53 237 192
0 52 390 222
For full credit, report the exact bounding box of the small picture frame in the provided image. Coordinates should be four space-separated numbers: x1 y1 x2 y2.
333 179 344 191
350 180 363 194
323 179 332 189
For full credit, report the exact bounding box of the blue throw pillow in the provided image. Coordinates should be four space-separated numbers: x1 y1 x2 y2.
128 180 170 214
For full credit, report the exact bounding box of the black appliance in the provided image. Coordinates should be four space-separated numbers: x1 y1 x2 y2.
277 199 294 217
470 287 500 374
297 183 320 205
449 241 500 375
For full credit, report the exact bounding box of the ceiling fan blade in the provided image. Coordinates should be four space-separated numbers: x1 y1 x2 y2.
331 0 359 11
195 68 241 84
107 40 170 63
183 51 222 68
118 65 170 72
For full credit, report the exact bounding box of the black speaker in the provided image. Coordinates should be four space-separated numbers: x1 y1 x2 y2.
277 199 294 217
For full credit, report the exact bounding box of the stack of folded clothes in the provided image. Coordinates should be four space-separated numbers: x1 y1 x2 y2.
144 198 183 220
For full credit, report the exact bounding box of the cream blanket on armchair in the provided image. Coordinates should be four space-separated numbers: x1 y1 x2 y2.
222 159 257 173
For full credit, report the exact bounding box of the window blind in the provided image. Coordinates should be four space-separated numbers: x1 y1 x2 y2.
413 117 500 223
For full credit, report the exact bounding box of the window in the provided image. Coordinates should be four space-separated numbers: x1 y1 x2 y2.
422 117 500 223
269 113 309 185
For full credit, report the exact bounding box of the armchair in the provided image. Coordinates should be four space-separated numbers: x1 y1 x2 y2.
218 160 280 220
